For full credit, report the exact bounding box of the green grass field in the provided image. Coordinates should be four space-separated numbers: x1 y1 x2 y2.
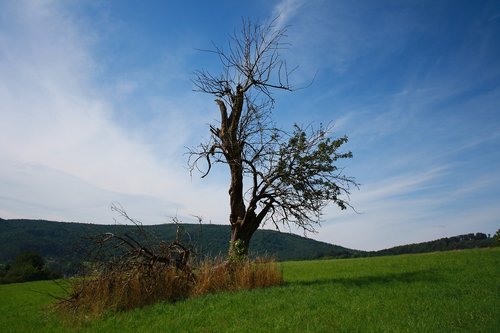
1 248 498 332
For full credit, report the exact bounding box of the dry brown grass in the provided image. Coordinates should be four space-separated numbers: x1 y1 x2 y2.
192 258 283 296
56 258 282 317
57 263 193 316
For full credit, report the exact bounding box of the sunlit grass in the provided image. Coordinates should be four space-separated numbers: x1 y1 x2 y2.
1 248 498 332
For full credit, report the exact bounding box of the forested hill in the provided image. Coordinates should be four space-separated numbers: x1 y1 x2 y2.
370 232 496 256
0 218 496 276
0 219 359 273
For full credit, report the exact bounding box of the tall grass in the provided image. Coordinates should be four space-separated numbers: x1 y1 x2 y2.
192 258 283 296
57 263 193 315
56 258 282 317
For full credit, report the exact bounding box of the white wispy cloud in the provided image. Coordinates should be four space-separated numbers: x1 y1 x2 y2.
272 0 305 28
0 1 228 224
317 155 500 251
256 0 500 250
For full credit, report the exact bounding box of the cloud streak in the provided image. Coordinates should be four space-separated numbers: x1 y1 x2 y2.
272 0 305 28
0 1 228 224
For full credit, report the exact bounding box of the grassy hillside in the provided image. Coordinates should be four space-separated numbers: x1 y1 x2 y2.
0 248 498 332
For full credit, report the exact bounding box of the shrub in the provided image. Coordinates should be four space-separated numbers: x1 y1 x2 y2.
0 251 61 284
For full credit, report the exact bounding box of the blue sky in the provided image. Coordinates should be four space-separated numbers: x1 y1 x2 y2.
1 0 499 251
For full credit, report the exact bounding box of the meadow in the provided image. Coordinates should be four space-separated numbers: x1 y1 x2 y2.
1 248 498 332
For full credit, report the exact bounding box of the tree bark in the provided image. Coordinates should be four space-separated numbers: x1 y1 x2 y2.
227 158 254 255
229 209 260 256
224 88 257 256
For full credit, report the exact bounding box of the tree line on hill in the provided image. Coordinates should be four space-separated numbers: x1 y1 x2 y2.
0 218 359 282
0 218 498 283
366 232 497 257
0 251 61 284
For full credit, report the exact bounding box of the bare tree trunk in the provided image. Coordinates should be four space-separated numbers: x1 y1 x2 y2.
225 87 256 256
228 164 245 225
228 160 253 256
229 209 259 256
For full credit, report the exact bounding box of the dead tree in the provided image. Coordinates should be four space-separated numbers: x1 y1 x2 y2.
190 18 358 257
56 205 196 314
85 204 193 273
